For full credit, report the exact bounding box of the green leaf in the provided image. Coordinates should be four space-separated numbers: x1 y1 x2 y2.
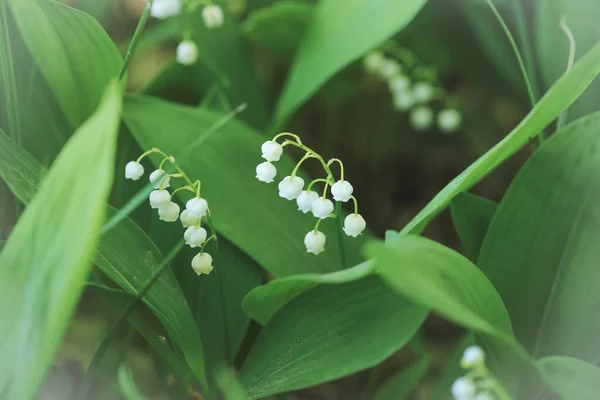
243 260 374 325
273 0 428 124
117 365 148 400
450 192 498 262
373 356 430 400
366 235 519 355
242 0 314 61
478 112 600 365
536 356 600 400
123 95 367 277
238 276 428 399
7 0 122 128
0 82 121 400
0 121 207 389
400 40 600 236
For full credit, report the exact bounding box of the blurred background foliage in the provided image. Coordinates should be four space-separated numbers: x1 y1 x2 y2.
1 0 599 398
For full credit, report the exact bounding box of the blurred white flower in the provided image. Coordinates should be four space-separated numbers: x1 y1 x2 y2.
410 106 434 131
451 377 476 400
461 346 486 368
311 197 334 219
389 74 411 93
392 90 415 111
180 209 200 228
125 161 144 181
202 4 224 28
184 226 208 248
256 162 277 183
278 176 304 200
150 0 182 20
149 169 170 189
149 189 171 209
363 51 385 74
297 190 319 214
261 140 283 162
192 253 213 275
176 41 199 66
331 180 353 202
412 82 435 103
437 109 462 133
343 214 366 237
304 231 326 255
186 197 209 218
158 202 180 222
379 58 401 80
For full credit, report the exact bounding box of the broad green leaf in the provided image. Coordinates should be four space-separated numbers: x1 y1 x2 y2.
242 0 314 61
478 112 600 364
238 276 428 399
366 236 520 356
537 356 600 400
274 0 428 124
123 95 367 277
373 356 430 400
400 41 600 235
536 0 600 122
7 0 122 128
243 260 374 325
0 82 121 400
0 127 207 388
450 192 498 261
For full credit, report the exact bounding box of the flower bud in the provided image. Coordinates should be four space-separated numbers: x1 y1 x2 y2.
410 106 434 131
331 180 353 202
437 109 462 133
461 346 485 368
125 161 144 181
256 162 277 183
311 197 334 219
261 140 283 162
184 226 208 248
192 253 213 275
304 231 326 255
186 197 209 218
343 214 366 237
158 202 180 222
176 41 199 66
412 82 435 103
296 190 319 214
149 169 170 189
451 377 476 400
389 74 410 93
149 189 171 209
150 0 182 20
180 210 200 228
278 176 304 200
202 4 224 28
392 90 415 111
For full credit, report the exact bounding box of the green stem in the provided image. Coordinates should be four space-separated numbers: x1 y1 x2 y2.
336 201 347 269
76 239 185 399
556 20 576 131
485 0 537 109
510 0 540 99
0 0 22 144
118 0 154 81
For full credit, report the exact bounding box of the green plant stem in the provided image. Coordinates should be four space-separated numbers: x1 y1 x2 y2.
118 0 153 81
485 0 537 109
0 0 21 144
510 0 540 99
556 20 576 131
76 239 185 400
336 201 347 269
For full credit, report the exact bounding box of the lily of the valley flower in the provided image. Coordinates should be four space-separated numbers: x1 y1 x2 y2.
278 176 304 200
410 106 434 131
186 197 209 218
311 197 334 219
176 41 199 66
451 377 476 400
344 214 366 237
304 231 326 255
149 189 171 209
149 169 171 189
437 108 462 133
256 162 277 183
158 202 180 222
125 161 144 181
180 209 201 228
331 180 354 202
297 190 319 214
202 4 224 28
150 0 182 20
261 140 283 162
192 253 213 275
184 226 208 248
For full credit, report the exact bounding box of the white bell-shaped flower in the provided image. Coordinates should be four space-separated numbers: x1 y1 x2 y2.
296 190 319 214
451 377 476 400
149 169 171 189
311 197 334 219
184 226 208 248
192 253 214 275
410 106 434 131
180 209 200 228
412 82 435 103
150 0 182 20
278 176 304 200
256 162 277 183
461 346 485 368
186 197 209 218
125 161 144 181
393 90 415 111
389 74 410 93
202 4 224 28
158 202 180 222
176 41 199 66
331 180 353 202
261 140 283 162
363 51 385 74
149 189 171 209
437 109 462 133
304 231 326 255
344 214 366 237
379 59 400 80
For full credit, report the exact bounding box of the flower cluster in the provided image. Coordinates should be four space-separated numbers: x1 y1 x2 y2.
150 0 225 66
125 148 216 276
363 45 462 134
451 346 510 400
256 133 366 255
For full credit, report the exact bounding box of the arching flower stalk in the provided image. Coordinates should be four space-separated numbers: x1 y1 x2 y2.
125 148 217 275
255 133 367 255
